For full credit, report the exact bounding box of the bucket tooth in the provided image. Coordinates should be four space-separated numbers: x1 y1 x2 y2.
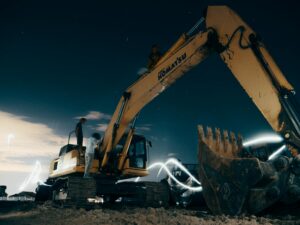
230 131 238 156
237 134 243 151
198 125 205 142
215 128 221 152
197 125 242 157
206 126 213 148
223 130 231 154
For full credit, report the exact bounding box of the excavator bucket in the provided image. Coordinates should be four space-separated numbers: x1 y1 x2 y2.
197 125 264 215
198 125 300 215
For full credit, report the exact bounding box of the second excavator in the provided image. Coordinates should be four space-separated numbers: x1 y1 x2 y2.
36 6 300 214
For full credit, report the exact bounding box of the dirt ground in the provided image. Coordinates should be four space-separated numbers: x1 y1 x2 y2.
0 202 300 225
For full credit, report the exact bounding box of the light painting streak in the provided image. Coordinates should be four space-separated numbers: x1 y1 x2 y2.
243 134 283 147
157 158 201 185
268 145 286 160
147 161 202 192
7 133 15 145
19 161 42 192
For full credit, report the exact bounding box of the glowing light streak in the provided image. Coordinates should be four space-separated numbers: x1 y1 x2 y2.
243 134 283 147
268 145 286 160
7 133 15 145
157 158 201 185
147 162 202 192
19 161 42 192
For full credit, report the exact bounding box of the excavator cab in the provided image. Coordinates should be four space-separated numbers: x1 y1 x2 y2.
127 135 148 169
110 134 150 178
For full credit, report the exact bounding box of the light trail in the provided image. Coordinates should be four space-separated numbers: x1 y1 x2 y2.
7 133 15 145
268 145 286 160
147 160 202 192
156 158 201 185
19 161 42 192
243 134 283 147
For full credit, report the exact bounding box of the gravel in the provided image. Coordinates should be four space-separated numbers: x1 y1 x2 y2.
0 202 300 225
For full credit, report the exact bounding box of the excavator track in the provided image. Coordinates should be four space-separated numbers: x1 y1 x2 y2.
50 175 170 208
52 176 96 208
143 182 170 207
115 181 170 207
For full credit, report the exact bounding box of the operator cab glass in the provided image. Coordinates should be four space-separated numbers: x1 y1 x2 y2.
112 134 148 169
128 135 147 169
115 134 148 169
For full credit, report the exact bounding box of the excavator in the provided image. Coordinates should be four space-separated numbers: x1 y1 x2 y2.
36 6 300 214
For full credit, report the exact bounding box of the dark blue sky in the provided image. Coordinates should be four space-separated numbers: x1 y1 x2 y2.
1 0 300 163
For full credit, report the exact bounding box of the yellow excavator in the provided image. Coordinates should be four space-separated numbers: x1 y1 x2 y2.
36 6 300 214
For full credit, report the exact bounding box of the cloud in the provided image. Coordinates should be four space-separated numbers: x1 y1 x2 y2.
91 123 152 133
136 126 151 131
95 123 108 132
75 111 111 121
136 124 152 132
0 111 65 162
0 111 66 194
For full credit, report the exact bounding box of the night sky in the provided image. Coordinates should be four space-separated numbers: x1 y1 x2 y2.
0 0 300 194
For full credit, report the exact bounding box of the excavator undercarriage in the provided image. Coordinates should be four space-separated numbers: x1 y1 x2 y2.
36 176 170 208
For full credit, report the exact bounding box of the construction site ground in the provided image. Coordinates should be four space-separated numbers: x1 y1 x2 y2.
0 201 300 225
